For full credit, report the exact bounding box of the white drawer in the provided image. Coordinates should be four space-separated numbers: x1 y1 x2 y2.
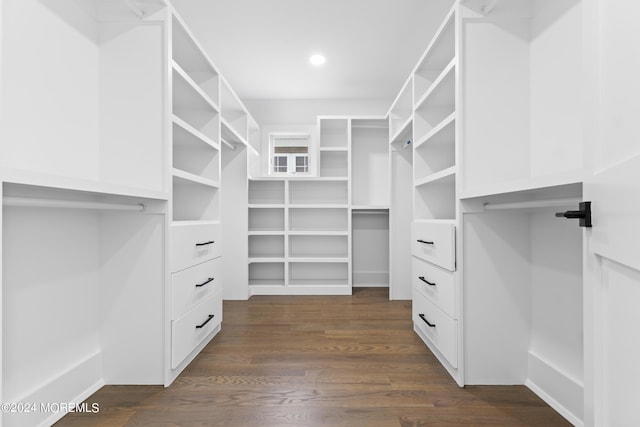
413 287 458 368
171 222 221 272
412 256 456 318
172 258 221 320
411 222 455 271
171 289 222 369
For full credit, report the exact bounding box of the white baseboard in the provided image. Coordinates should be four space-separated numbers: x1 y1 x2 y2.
526 351 584 427
4 351 104 427
250 285 352 296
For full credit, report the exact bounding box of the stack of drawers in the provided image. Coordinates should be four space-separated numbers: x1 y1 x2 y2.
411 222 457 368
170 222 223 369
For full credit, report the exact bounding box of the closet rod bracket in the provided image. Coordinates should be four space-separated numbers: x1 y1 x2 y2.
555 201 592 228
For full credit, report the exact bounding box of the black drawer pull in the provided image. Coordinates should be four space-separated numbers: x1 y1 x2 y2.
195 240 215 247
195 314 215 329
195 277 214 288
418 276 436 286
418 313 436 328
417 239 434 245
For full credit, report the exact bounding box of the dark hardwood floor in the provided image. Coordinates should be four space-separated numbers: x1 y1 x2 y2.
57 288 571 426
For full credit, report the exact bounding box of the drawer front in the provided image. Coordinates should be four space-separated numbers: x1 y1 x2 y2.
171 290 222 369
411 222 455 271
412 257 456 318
172 258 221 320
413 288 458 368
171 222 221 272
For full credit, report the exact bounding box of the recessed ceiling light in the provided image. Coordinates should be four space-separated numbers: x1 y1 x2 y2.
309 54 326 66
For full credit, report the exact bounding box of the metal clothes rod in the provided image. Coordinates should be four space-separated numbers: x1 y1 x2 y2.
3 196 145 212
220 138 236 151
352 210 389 215
483 198 581 211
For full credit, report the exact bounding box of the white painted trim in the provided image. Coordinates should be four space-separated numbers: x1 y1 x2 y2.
525 351 584 427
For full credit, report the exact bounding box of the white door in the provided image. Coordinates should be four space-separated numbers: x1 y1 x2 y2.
583 0 640 425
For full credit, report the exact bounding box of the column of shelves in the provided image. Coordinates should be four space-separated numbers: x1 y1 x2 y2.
248 179 286 287
318 117 350 178
168 8 223 382
413 6 457 222
248 178 351 294
288 179 350 289
171 12 221 224
402 3 462 386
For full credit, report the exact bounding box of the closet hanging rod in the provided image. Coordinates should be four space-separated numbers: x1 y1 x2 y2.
220 138 236 151
352 210 389 215
483 198 581 211
3 196 145 212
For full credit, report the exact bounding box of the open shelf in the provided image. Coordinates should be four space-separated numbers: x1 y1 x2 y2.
249 262 285 287
220 79 248 143
414 123 455 183
248 180 285 205
389 116 413 151
288 208 348 232
221 118 248 147
248 235 285 259
319 118 349 149
289 235 348 258
172 177 219 222
172 168 219 188
319 150 349 178
248 207 285 232
413 8 456 105
172 68 220 143
414 61 455 142
414 171 456 220
388 76 413 140
289 180 348 205
171 12 220 106
172 122 220 183
172 62 219 113
289 262 349 286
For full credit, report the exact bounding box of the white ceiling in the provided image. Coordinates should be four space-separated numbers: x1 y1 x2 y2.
171 0 455 102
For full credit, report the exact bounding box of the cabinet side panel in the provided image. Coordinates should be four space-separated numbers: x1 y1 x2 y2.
2 0 100 178
461 19 530 192
529 0 583 177
99 22 165 192
463 212 530 384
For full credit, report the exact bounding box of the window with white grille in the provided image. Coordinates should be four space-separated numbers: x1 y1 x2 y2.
270 133 310 175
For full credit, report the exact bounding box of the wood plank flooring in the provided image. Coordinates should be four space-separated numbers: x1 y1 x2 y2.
56 288 571 426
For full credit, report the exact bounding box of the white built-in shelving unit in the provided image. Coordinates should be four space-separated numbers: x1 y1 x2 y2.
248 177 351 295
247 115 393 295
396 3 462 389
168 7 225 382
